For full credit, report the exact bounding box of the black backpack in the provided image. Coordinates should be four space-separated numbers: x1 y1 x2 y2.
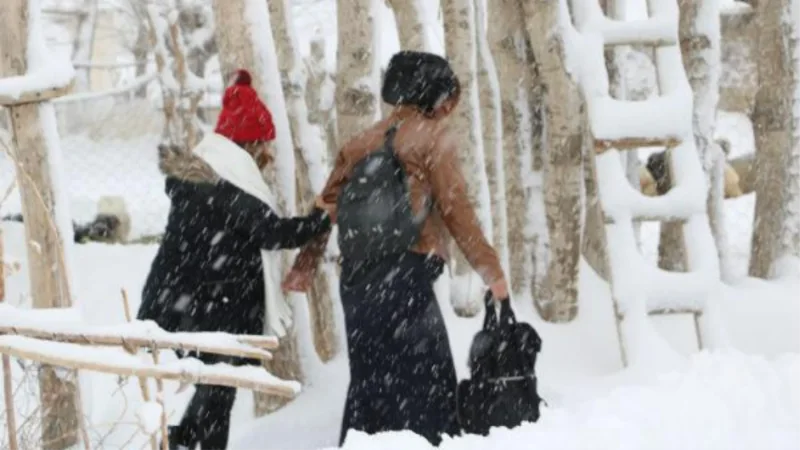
336 123 428 262
457 291 544 436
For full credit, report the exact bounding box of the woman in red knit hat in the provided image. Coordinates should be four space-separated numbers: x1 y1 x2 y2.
137 69 331 450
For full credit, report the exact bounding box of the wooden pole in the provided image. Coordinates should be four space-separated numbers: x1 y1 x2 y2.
151 349 168 450
122 289 159 450
2 354 18 450
1 226 19 450
0 0 79 448
0 226 4 304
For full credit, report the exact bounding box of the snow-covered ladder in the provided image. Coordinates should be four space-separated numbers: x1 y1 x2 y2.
568 0 722 367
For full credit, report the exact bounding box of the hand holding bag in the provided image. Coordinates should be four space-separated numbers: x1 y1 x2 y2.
457 291 543 436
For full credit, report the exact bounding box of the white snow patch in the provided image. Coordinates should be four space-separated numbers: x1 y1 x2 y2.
332 351 800 450
135 401 162 435
0 1 75 101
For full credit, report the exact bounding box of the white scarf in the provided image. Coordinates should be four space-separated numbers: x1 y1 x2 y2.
193 133 293 338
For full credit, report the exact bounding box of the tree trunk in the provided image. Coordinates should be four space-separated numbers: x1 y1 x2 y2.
719 7 758 115
211 0 301 415
268 0 338 363
387 0 429 52
442 0 493 316
679 0 728 279
71 0 98 90
749 0 800 278
655 4 686 274
335 0 379 148
527 76 548 305
129 0 150 99
0 227 4 302
487 0 532 296
305 39 338 163
0 1 79 447
521 0 583 322
475 0 509 280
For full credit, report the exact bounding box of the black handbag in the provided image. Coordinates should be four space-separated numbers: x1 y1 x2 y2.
457 291 543 436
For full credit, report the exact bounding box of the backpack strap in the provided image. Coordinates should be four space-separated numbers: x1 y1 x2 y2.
384 119 433 221
384 120 403 149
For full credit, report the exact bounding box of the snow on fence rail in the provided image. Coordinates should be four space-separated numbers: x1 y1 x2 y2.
0 304 298 449
0 335 299 397
0 304 293 393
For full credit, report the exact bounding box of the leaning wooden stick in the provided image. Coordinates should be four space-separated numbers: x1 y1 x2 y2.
2 354 18 450
121 289 158 450
151 349 169 450
74 369 91 450
0 226 5 305
0 225 18 450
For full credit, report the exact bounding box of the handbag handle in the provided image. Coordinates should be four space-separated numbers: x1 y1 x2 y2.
499 296 517 325
482 290 515 331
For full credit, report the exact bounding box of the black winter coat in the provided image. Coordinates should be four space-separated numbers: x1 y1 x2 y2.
137 147 330 363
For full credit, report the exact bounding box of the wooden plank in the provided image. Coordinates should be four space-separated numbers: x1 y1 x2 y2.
648 307 703 316
0 78 75 106
0 326 275 360
603 215 689 224
604 36 676 47
595 136 682 152
1 0 80 447
0 335 298 398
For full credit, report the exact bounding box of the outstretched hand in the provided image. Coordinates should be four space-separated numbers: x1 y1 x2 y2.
282 267 314 293
314 195 336 223
489 278 509 301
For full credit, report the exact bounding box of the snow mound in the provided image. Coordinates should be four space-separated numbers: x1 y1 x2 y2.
334 351 800 450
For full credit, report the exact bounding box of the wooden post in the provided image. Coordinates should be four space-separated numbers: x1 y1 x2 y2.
0 226 4 303
749 0 800 278
0 1 79 448
268 0 339 363
2 225 20 450
304 39 338 161
522 0 584 322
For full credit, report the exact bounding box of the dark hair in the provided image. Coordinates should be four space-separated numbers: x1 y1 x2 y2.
381 51 460 115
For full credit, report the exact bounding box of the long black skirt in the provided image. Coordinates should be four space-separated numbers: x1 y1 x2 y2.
338 252 460 446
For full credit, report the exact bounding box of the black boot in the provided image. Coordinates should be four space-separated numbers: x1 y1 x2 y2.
162 424 198 450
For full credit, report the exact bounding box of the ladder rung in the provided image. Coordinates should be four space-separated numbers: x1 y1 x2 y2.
648 308 703 316
588 96 689 151
603 214 688 224
616 307 702 321
603 37 676 48
595 136 682 152
599 19 678 48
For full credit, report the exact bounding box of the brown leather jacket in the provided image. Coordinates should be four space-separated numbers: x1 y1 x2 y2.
291 113 504 286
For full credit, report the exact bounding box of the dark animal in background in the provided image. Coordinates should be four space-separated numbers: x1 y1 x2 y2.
646 150 671 196
639 142 745 199
73 214 123 243
2 196 131 244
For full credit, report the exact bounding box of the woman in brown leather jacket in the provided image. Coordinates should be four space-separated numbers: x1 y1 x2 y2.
284 51 508 446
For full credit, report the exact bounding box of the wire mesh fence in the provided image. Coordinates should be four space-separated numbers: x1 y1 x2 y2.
0 357 151 450
0 72 226 241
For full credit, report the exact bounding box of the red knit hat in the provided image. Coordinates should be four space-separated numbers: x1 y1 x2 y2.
214 69 276 143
